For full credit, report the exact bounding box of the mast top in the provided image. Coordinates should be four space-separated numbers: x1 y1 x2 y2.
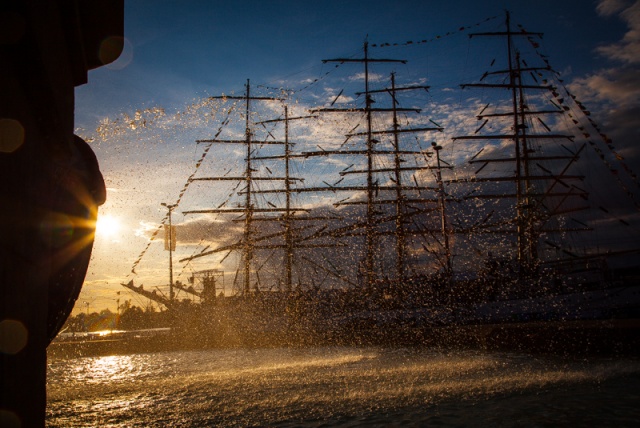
322 41 407 64
469 10 543 39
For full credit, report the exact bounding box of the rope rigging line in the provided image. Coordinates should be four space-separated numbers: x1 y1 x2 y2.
517 23 640 212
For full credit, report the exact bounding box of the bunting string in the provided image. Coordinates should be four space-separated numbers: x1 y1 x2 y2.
259 61 345 95
371 16 499 48
518 23 640 211
263 15 500 96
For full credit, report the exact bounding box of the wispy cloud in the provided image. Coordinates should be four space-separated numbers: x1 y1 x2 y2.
597 0 634 16
596 0 640 64
568 0 640 170
570 67 640 106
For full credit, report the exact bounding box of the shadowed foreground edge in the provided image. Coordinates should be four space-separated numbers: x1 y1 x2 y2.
0 1 123 426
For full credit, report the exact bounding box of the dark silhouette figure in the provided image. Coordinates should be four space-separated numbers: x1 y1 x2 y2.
46 135 107 344
0 1 123 426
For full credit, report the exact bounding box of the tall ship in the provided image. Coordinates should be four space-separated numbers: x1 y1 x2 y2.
120 12 640 350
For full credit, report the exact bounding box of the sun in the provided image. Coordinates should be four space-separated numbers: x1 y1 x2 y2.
96 214 121 238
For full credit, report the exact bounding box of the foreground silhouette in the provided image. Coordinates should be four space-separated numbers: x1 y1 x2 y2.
0 1 123 426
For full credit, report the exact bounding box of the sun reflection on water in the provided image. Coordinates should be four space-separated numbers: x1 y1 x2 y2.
83 355 138 384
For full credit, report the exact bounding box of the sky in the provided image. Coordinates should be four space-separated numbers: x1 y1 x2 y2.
72 0 640 315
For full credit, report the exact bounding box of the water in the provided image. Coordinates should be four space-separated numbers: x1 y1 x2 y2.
47 347 640 427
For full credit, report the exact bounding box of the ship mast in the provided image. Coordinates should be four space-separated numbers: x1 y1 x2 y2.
318 41 407 289
361 79 454 288
182 79 307 295
183 94 323 294
382 72 445 283
284 106 293 291
252 106 319 292
303 42 450 291
161 202 177 302
391 73 407 282
452 11 584 278
431 142 453 282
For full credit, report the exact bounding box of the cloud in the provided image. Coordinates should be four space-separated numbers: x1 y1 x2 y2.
597 0 634 16
596 0 640 64
569 67 640 107
175 215 242 245
349 72 385 82
567 1 640 177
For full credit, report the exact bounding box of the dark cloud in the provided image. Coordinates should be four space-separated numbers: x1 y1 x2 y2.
569 68 640 172
175 215 243 245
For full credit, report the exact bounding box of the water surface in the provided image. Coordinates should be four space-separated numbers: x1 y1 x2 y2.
47 347 640 427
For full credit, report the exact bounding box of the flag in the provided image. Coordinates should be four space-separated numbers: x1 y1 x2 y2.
164 225 176 251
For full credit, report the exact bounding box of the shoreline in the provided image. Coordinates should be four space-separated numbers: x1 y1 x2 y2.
47 318 640 360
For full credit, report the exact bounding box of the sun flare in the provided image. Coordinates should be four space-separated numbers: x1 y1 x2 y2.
96 214 121 238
